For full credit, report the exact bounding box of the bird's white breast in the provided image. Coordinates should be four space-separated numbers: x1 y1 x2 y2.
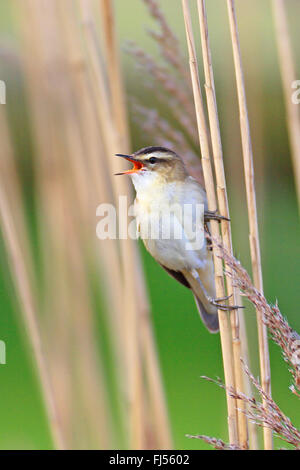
131 173 208 271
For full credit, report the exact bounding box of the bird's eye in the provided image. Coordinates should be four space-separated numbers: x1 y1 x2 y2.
149 157 157 164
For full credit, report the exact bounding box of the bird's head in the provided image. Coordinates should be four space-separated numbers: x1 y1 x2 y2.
115 146 188 187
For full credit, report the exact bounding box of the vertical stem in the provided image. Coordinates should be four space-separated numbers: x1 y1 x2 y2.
197 0 248 449
99 0 172 448
99 0 130 152
272 0 300 212
226 0 272 449
79 0 145 448
182 0 238 446
0 109 65 450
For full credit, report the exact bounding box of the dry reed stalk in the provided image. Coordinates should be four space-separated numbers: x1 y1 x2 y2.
189 237 300 449
59 2 134 443
58 0 126 326
139 298 172 449
12 2 74 445
0 108 65 449
196 0 248 448
101 1 173 445
81 0 172 448
272 0 300 212
226 0 272 449
57 4 129 436
40 1 114 447
79 0 145 448
64 234 113 449
201 366 300 449
181 0 238 445
237 289 259 450
99 0 130 151
16 2 73 445
216 239 300 392
233 363 300 449
15 0 113 447
79 0 147 448
81 2 171 448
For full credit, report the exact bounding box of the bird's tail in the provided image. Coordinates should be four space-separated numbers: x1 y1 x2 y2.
182 262 219 333
192 293 219 333
157 260 219 333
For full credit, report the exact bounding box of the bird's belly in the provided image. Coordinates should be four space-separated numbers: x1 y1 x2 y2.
144 238 206 271
138 210 207 272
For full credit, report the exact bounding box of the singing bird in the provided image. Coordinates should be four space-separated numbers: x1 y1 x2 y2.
115 146 233 333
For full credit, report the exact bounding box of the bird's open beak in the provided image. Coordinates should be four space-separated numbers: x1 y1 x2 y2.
115 154 144 175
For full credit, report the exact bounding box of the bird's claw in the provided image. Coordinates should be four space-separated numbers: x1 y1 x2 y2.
209 294 244 311
204 210 230 223
214 294 233 302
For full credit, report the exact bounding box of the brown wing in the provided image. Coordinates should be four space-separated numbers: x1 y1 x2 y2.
158 263 191 289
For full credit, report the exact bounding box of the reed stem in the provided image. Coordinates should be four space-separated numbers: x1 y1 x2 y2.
196 0 248 449
99 0 172 448
226 0 272 449
182 0 238 446
99 0 130 151
0 109 65 449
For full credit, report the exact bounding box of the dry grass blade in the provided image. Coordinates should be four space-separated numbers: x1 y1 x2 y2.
15 0 115 448
215 239 300 391
240 363 300 448
201 364 300 449
143 0 192 84
126 0 199 148
186 434 242 450
80 0 172 449
196 0 248 448
57 5 131 444
3 0 172 450
190 238 300 450
100 0 172 449
272 0 300 213
125 42 198 145
0 108 65 449
99 0 130 151
79 0 146 448
203 359 300 449
181 0 238 446
226 0 272 449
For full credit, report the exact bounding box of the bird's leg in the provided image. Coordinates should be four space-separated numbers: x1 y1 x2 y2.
214 294 233 302
190 269 213 301
190 270 243 311
209 299 244 311
204 209 230 223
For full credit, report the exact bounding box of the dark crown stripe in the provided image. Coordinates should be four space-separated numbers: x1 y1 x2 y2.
133 146 176 156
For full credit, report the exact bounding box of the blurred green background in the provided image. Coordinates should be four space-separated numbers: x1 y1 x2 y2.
0 0 299 449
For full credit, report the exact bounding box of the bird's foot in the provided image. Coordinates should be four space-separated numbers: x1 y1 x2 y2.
204 210 230 223
214 294 233 302
208 294 244 311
